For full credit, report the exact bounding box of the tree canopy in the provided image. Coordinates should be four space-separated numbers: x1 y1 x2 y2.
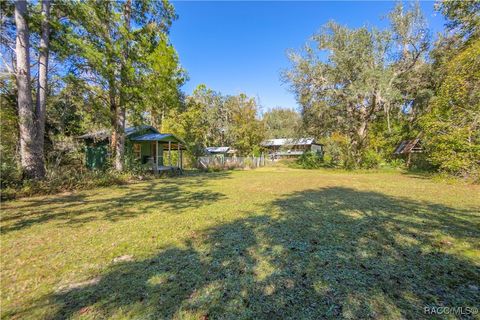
1 0 479 186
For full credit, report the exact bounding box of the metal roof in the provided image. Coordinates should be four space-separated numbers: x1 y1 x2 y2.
261 138 318 147
394 139 422 154
130 133 172 141
130 133 180 142
206 147 230 153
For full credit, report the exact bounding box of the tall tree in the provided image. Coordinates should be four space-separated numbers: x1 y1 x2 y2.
419 0 480 179
36 0 51 163
437 0 480 41
115 0 132 171
61 0 176 171
225 93 265 155
263 108 301 139
164 85 265 157
13 0 51 179
422 39 480 178
133 35 186 130
283 3 429 166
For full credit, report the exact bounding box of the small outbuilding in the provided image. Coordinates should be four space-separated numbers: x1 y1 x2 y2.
77 126 186 171
261 138 323 159
205 147 237 157
394 138 423 166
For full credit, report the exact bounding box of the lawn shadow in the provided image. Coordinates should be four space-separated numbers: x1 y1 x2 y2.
0 171 232 234
18 187 480 319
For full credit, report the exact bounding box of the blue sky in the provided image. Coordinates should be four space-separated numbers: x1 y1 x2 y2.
169 1 446 112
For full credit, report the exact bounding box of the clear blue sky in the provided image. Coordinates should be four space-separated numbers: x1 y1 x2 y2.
169 1 446 112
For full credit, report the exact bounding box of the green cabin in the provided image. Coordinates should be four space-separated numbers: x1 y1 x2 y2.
77 126 186 171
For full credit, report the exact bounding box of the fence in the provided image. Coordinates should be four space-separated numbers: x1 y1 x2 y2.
197 155 267 170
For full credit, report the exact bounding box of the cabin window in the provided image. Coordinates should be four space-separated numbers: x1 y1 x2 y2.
133 143 141 160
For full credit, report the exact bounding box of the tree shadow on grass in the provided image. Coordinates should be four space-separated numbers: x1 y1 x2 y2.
0 171 232 234
20 187 480 319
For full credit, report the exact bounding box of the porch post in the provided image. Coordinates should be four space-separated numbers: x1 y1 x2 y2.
168 141 172 166
155 140 159 175
177 143 180 168
180 147 183 170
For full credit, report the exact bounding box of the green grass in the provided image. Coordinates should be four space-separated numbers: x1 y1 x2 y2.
1 167 479 319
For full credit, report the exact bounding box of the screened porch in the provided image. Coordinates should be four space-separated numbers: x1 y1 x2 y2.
130 133 186 173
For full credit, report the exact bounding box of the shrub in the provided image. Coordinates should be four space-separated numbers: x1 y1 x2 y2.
0 161 22 190
296 151 324 169
321 133 355 168
409 153 437 171
360 149 382 169
386 158 405 169
1 165 154 201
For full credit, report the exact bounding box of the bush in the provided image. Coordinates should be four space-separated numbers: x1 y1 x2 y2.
387 158 405 169
1 165 154 201
296 151 324 169
321 133 356 168
0 161 22 190
409 153 437 171
360 149 383 169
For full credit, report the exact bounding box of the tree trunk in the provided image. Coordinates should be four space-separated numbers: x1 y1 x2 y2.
114 107 126 171
15 0 45 179
35 0 51 159
385 104 391 133
114 0 132 171
353 107 368 165
160 103 165 131
109 84 117 155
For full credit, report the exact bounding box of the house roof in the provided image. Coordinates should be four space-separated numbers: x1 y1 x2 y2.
206 147 231 153
77 126 159 141
130 133 184 145
261 138 320 147
394 139 422 154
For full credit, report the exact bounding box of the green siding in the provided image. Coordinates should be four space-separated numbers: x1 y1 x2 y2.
85 141 108 169
83 128 175 169
141 142 151 161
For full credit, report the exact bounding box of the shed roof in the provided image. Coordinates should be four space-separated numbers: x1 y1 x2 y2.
261 138 319 147
394 139 422 154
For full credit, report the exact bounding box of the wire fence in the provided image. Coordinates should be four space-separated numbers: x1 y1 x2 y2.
197 156 267 170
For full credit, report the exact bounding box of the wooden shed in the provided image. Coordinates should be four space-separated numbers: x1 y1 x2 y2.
394 139 423 166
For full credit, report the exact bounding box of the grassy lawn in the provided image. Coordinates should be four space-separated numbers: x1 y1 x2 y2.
1 167 479 319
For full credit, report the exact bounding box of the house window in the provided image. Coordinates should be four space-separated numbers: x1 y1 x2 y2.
133 143 141 160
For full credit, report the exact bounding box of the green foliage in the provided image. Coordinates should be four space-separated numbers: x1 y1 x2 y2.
165 85 265 159
437 0 480 40
132 35 187 128
284 3 430 167
321 133 353 168
263 108 302 139
0 78 20 190
2 0 478 186
361 149 383 169
296 151 324 169
387 158 406 169
226 94 265 155
421 39 480 180
1 165 153 201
